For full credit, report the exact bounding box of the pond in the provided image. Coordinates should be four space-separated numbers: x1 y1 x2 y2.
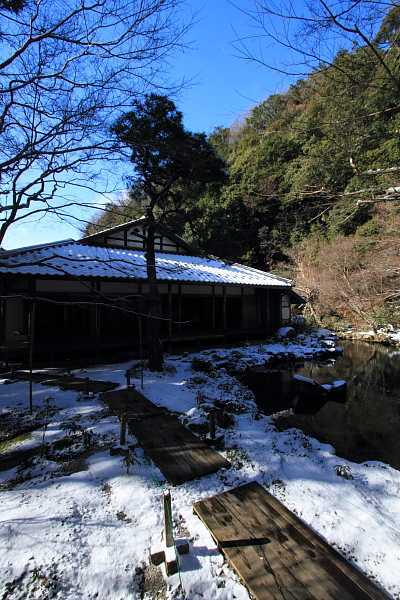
243 340 400 470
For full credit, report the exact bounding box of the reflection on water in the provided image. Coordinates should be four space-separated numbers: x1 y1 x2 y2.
244 341 400 470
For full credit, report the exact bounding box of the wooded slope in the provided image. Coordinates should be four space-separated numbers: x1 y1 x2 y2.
86 20 400 331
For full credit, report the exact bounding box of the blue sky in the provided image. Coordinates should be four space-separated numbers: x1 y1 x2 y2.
3 0 295 251
173 0 291 134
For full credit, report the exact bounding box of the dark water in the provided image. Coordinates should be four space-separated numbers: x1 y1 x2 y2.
243 340 400 470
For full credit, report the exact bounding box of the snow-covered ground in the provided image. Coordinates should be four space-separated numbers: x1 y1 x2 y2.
1 332 400 600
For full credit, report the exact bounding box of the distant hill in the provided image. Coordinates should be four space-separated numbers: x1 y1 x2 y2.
88 36 400 332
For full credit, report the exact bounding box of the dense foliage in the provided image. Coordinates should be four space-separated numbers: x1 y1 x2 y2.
87 12 400 331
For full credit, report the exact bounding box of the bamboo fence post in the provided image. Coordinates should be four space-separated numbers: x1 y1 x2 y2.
163 490 173 548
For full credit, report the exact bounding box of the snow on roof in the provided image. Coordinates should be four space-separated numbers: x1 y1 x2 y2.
1 239 74 255
0 241 292 287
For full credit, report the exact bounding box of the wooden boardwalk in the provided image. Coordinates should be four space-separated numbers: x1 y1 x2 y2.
100 387 165 419
9 370 62 383
43 377 118 393
193 481 388 600
129 413 230 486
100 388 230 486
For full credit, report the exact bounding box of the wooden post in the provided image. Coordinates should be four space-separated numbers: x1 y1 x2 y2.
94 303 101 361
120 413 126 446
10 363 14 379
168 283 172 352
0 293 7 350
83 430 91 447
139 308 144 390
84 376 89 396
163 490 173 547
178 284 182 333
209 409 215 440
212 285 215 331
29 300 36 415
125 369 131 386
89 280 101 361
241 287 245 331
222 286 227 347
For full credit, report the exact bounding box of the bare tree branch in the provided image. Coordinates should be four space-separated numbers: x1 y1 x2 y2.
0 0 194 244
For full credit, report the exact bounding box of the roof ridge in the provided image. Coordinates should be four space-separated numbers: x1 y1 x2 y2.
80 216 147 240
1 239 75 258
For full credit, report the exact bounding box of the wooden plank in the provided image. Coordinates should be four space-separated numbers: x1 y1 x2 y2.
129 414 230 486
224 543 300 600
129 415 230 484
221 486 356 600
8 371 62 382
100 388 165 419
193 483 388 600
243 482 389 600
132 414 227 474
43 377 118 393
193 496 298 600
193 491 345 600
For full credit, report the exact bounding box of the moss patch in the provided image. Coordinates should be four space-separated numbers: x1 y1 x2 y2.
0 431 32 454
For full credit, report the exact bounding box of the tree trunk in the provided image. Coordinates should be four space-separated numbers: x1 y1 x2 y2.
145 209 164 371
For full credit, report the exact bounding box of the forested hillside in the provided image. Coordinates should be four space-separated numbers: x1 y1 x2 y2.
85 8 400 332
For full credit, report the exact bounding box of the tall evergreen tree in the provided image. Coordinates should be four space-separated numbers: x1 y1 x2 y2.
111 94 227 371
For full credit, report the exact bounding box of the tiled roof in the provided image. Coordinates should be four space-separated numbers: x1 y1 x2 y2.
0 241 292 287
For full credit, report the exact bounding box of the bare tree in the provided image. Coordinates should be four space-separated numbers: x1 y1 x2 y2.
0 0 192 245
230 1 399 82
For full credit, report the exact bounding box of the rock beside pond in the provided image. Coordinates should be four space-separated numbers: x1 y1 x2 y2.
294 374 347 402
294 374 329 398
322 380 347 402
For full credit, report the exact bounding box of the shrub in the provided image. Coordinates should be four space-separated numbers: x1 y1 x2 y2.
191 356 213 373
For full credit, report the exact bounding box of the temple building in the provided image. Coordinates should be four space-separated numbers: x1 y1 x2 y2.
0 218 303 363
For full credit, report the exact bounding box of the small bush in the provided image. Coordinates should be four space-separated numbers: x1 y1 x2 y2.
191 356 213 373
195 392 208 405
290 315 313 335
215 410 235 429
190 374 208 385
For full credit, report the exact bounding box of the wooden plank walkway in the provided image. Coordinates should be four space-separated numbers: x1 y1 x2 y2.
43 377 118 393
4 371 62 382
128 413 230 486
100 387 165 419
100 388 230 486
193 481 388 600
